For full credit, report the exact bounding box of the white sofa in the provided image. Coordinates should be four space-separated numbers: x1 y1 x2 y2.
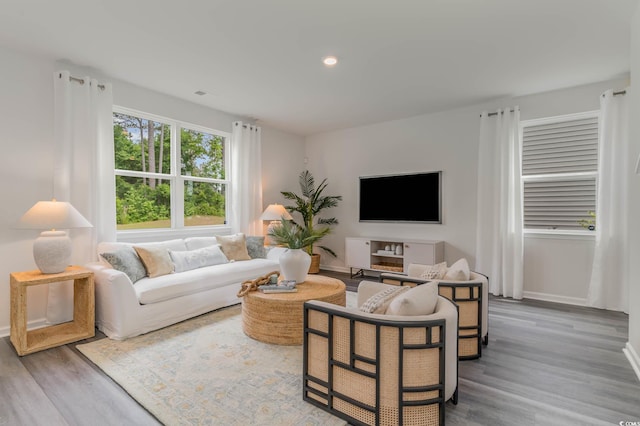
84 236 285 340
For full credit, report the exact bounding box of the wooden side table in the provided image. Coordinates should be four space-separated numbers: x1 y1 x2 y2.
10 266 95 356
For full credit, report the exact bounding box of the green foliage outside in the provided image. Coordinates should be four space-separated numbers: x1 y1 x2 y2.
113 113 227 228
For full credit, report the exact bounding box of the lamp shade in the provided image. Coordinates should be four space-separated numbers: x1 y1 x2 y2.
17 199 92 274
17 199 92 230
260 204 292 221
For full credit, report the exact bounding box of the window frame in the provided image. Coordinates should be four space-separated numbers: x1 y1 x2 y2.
520 110 599 237
113 106 232 240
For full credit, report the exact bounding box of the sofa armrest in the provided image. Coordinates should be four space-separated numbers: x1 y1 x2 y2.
84 261 141 340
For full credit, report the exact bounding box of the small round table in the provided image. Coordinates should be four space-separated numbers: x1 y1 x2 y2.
241 274 346 345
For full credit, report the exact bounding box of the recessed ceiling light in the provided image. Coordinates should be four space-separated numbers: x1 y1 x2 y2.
322 56 338 67
194 90 207 96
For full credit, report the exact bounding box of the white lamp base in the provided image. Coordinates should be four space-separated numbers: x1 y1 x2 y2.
33 230 71 274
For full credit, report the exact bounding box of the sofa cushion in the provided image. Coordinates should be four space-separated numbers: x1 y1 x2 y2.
169 245 228 273
246 236 266 259
184 237 218 251
419 261 448 280
217 233 252 261
386 281 439 316
359 286 410 314
134 258 279 304
134 246 174 278
100 247 147 283
444 258 470 281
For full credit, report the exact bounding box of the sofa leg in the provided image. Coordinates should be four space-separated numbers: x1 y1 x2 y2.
483 333 489 346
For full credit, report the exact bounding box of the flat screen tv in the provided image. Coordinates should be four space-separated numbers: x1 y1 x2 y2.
359 171 441 223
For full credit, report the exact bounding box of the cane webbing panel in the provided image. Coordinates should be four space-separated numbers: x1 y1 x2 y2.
303 303 446 426
438 282 482 359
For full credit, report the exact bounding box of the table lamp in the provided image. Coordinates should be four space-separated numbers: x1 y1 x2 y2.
16 199 93 274
260 204 292 245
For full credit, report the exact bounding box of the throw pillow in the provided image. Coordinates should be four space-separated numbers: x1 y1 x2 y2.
169 245 228 273
216 233 252 261
419 261 448 280
359 286 411 314
386 281 439 316
100 247 147 283
133 246 174 278
443 258 470 281
246 236 266 259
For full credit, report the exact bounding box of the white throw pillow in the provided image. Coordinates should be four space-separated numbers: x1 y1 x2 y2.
359 286 410 314
444 258 470 281
419 262 448 280
386 282 439 316
169 245 228 273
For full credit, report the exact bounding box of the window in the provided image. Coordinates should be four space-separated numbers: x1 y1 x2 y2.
521 111 598 232
113 108 230 231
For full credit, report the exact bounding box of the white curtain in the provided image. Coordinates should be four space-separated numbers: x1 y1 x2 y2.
475 107 524 299
48 70 116 323
587 89 629 313
230 121 263 235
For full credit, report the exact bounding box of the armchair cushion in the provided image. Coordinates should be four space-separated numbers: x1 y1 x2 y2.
359 285 410 314
419 261 448 280
387 281 438 315
443 258 470 281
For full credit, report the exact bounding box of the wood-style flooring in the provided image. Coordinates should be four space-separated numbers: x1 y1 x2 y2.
1 271 638 425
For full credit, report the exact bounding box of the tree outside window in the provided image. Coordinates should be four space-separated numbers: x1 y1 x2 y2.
113 109 229 231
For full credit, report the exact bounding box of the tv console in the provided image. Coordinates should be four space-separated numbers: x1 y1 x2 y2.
345 237 444 278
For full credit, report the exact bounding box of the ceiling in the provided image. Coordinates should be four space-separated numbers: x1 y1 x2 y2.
0 0 636 136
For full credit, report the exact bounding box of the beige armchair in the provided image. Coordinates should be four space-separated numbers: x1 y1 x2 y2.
381 264 489 360
303 281 458 426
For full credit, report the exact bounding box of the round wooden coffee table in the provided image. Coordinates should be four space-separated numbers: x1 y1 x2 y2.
241 274 346 345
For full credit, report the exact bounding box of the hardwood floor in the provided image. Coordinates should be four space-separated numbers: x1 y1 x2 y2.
1 271 638 425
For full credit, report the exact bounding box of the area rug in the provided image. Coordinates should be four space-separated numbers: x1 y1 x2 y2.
77 292 357 426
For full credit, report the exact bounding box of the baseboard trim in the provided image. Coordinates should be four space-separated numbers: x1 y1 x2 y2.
319 264 350 274
623 342 640 383
522 291 587 307
0 317 48 339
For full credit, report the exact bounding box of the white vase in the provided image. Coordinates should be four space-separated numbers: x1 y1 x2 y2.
279 248 311 283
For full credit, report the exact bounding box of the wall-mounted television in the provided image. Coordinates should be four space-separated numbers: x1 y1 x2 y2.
359 171 442 223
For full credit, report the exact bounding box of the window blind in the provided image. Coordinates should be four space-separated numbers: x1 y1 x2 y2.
521 114 598 230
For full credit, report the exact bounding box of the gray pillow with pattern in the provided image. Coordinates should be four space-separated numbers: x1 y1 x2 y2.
246 236 266 259
101 247 147 283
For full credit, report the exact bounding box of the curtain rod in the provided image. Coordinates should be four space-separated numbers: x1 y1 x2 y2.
60 73 106 90
234 122 259 131
482 89 627 117
481 109 515 118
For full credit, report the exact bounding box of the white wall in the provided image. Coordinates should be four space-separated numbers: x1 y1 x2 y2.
0 46 57 336
625 0 640 380
305 77 629 307
0 48 304 337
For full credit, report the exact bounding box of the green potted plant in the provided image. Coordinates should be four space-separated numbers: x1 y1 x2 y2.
267 219 330 283
281 170 342 273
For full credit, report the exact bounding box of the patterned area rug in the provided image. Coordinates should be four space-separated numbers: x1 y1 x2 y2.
77 292 357 426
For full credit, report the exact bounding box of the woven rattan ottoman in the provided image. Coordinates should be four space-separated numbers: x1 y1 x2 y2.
242 275 346 345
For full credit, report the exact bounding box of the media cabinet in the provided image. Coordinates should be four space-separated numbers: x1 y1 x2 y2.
345 237 444 278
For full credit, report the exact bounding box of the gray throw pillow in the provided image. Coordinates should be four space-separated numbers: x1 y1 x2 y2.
101 247 147 283
246 236 266 259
